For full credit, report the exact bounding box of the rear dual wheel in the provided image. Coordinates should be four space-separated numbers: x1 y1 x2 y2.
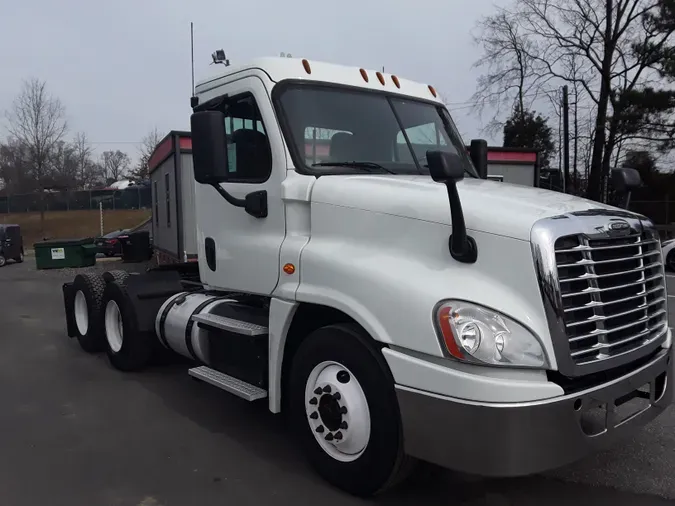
289 323 414 497
102 280 154 371
72 273 106 352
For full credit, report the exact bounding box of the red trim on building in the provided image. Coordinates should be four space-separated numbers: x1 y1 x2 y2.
486 151 537 163
179 137 192 151
148 133 192 173
148 137 173 172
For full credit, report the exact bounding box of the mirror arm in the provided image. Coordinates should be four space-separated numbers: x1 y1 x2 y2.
209 184 268 219
210 183 245 207
444 182 478 263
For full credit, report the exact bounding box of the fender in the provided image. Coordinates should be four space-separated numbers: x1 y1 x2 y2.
268 298 298 413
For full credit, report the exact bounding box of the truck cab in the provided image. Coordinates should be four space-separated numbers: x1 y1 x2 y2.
64 56 673 497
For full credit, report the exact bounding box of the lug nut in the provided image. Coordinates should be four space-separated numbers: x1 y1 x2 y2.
340 406 348 414
314 387 322 395
309 397 318 405
323 385 332 393
309 412 318 420
334 431 343 440
340 421 348 430
316 425 324 433
333 392 341 401
325 433 334 441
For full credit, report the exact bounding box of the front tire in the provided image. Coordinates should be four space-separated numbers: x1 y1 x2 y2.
289 323 411 497
0 255 6 267
102 281 154 371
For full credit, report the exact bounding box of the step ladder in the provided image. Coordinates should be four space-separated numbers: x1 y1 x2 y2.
191 313 268 336
188 312 268 401
189 366 267 401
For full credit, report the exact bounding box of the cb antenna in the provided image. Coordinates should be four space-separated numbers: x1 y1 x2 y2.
190 22 197 108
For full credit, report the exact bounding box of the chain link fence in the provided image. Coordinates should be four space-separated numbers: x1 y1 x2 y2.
0 186 152 214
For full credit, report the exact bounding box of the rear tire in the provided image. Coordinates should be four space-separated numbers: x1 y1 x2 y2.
103 269 129 285
289 323 412 497
102 280 154 371
72 273 106 352
14 250 24 263
0 255 6 267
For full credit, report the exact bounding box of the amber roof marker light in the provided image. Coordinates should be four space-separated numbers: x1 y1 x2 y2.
391 75 401 88
376 71 385 85
359 68 369 82
428 84 438 97
302 59 312 74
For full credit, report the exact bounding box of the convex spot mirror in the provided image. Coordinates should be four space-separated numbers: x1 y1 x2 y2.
611 167 642 193
427 150 465 184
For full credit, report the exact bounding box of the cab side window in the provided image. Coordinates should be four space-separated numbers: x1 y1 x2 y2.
223 94 272 183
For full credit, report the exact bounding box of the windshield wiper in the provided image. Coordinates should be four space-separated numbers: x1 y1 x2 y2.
311 161 396 174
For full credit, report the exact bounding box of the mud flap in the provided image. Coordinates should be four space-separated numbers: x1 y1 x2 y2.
62 282 77 338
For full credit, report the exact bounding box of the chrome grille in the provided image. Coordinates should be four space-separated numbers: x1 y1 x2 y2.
554 230 668 366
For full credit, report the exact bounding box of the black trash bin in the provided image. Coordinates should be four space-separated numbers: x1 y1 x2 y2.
121 231 152 263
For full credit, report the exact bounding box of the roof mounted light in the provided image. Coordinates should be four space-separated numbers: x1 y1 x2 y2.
302 59 312 74
211 49 230 66
375 71 385 85
428 84 438 98
359 68 369 82
391 75 401 88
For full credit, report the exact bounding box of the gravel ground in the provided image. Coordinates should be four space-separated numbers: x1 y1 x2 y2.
0 258 674 505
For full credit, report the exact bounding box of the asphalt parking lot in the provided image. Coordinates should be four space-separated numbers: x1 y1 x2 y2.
1 260 675 506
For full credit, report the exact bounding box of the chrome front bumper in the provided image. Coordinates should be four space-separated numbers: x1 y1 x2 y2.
396 348 673 477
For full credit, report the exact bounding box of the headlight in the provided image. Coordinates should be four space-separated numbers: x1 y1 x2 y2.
433 300 549 368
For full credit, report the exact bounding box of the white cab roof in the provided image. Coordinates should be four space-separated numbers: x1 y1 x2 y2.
195 57 443 103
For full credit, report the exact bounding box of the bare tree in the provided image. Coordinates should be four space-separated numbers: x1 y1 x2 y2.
49 140 78 188
72 132 94 188
473 0 675 201
472 10 552 133
5 78 67 234
0 140 31 195
100 150 130 182
132 127 163 180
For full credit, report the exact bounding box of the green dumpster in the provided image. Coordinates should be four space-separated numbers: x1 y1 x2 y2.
34 238 97 270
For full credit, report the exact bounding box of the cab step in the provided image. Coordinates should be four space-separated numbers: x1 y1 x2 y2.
188 366 268 401
191 313 268 336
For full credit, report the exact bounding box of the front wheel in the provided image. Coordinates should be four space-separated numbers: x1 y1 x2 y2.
289 323 413 497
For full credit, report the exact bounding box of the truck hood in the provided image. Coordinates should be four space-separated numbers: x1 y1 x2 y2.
310 175 618 241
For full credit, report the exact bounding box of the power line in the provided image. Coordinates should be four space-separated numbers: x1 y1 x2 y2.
89 141 144 145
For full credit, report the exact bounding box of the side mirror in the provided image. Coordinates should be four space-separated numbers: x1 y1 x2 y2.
611 167 641 210
190 111 229 185
469 139 489 179
427 150 465 183
426 149 477 264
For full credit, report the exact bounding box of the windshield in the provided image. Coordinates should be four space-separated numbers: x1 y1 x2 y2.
274 84 478 177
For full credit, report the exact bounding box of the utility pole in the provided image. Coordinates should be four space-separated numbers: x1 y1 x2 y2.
562 85 570 194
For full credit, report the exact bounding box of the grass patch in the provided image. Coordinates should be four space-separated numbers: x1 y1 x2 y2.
1 210 151 248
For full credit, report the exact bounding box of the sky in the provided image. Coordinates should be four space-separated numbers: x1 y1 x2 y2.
0 0 507 164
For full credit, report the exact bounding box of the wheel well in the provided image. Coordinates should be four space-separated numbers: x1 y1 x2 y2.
280 303 360 410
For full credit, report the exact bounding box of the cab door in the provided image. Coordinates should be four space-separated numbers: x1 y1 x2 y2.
194 75 287 295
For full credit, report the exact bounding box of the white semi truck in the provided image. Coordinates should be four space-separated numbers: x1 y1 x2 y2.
63 56 672 497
